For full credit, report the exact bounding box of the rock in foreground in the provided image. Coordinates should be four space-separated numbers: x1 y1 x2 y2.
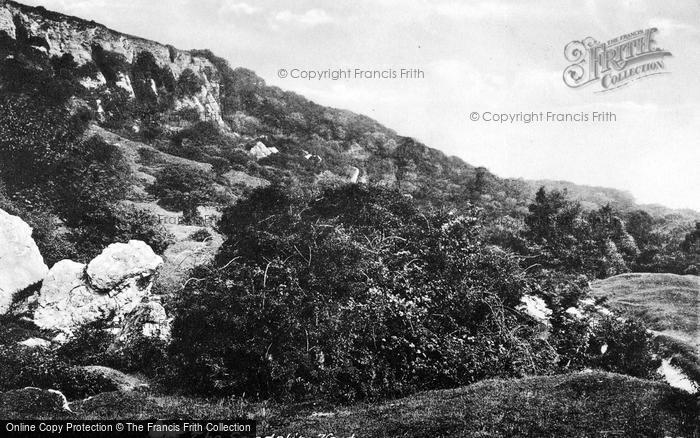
0 208 49 314
29 240 168 343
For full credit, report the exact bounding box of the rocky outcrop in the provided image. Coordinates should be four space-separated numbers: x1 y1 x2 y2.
249 141 278 160
0 1 225 126
0 208 49 314
30 240 168 343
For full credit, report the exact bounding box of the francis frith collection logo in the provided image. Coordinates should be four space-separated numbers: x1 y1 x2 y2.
563 28 672 92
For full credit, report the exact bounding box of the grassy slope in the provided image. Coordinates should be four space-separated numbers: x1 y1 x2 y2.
11 372 691 437
590 273 699 349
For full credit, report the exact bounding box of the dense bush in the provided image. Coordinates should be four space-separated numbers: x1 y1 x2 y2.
53 136 131 226
68 203 174 261
177 68 204 96
550 315 659 379
57 322 170 378
169 185 560 402
188 228 213 242
172 121 225 147
0 316 117 399
147 164 217 221
0 344 117 399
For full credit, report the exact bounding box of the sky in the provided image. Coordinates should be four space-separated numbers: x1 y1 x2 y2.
21 0 700 211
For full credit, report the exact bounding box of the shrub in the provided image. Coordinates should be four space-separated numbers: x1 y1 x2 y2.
57 322 170 378
587 317 660 378
204 155 231 175
0 344 117 399
68 203 174 261
172 121 223 147
188 228 212 242
147 165 217 221
53 136 131 226
169 185 558 402
137 147 161 165
177 68 204 96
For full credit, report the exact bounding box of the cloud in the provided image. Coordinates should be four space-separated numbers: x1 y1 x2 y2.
647 17 699 36
219 2 260 16
273 9 334 26
430 1 512 19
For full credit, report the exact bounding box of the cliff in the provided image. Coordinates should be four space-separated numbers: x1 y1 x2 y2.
0 0 224 125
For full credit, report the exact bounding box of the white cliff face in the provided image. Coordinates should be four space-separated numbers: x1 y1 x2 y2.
1 2 226 126
114 72 134 97
0 208 49 314
0 6 16 39
31 241 168 343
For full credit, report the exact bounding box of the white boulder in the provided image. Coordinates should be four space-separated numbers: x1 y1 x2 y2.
248 141 277 160
31 241 165 342
0 209 49 314
17 338 52 349
87 240 163 290
517 295 552 324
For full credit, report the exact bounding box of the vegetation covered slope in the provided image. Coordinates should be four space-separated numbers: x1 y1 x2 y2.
591 272 700 390
591 273 699 348
0 2 699 433
22 372 698 438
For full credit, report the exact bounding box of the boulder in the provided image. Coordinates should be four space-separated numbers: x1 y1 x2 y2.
17 337 52 349
248 141 276 160
0 208 49 314
517 295 552 324
87 240 163 290
30 241 166 342
0 387 71 417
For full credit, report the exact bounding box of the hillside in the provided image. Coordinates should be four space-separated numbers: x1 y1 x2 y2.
591 273 700 393
0 1 699 433
5 372 695 438
591 273 700 348
2 0 698 222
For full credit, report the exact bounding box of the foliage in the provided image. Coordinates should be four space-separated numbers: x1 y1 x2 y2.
67 203 174 261
57 322 170 377
147 164 217 221
188 228 213 242
0 316 117 399
170 185 563 402
587 317 660 378
177 68 204 96
53 136 131 226
0 344 117 399
521 188 643 278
